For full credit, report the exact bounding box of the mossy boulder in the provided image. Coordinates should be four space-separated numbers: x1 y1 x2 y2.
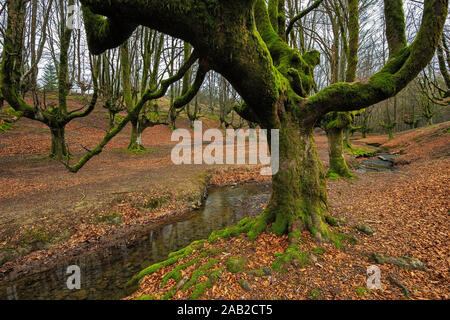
239 279 252 291
356 224 375 235
226 257 247 273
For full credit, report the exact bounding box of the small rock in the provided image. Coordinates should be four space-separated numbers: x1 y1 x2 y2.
356 224 375 235
378 154 395 161
176 276 189 291
239 280 252 291
247 269 265 277
262 268 271 275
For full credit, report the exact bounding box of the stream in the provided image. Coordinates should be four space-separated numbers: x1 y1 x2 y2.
358 153 397 172
0 183 271 300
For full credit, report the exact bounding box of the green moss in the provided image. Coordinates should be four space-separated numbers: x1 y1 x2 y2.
355 286 368 297
334 233 358 248
21 227 53 245
208 217 255 243
160 287 177 300
326 171 341 180
161 258 198 287
185 267 223 300
226 257 247 273
311 246 324 256
272 243 309 273
345 147 377 158
247 268 266 277
324 215 338 227
288 230 302 242
190 281 210 300
247 213 271 241
127 241 202 287
198 247 222 259
0 121 12 132
307 288 322 300
182 259 218 291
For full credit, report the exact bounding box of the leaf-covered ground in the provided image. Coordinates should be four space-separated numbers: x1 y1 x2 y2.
128 123 450 300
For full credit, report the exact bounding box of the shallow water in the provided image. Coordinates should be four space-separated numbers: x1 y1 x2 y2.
359 153 397 172
0 183 271 300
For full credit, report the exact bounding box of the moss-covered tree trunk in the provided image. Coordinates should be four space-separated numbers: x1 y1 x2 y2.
50 125 68 160
388 128 394 140
327 127 352 178
251 115 330 242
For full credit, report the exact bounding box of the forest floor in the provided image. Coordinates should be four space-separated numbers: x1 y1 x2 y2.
0 97 449 299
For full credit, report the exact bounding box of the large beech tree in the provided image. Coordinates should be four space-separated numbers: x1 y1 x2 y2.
3 0 448 243
82 0 447 241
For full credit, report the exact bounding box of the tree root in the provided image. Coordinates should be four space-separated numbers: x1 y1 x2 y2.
128 212 351 298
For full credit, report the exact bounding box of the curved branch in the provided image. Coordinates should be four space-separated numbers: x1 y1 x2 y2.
286 0 324 37
384 0 407 58
67 59 99 121
173 61 209 110
81 6 138 55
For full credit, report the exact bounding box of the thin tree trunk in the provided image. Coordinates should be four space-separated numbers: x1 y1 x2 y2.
327 127 352 178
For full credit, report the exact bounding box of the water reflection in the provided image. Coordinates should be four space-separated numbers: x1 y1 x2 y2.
0 183 271 300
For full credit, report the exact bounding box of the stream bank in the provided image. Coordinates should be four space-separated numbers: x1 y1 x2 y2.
0 183 271 300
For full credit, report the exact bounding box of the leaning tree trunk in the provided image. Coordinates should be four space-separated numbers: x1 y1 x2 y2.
326 127 352 178
257 119 331 242
50 125 68 160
